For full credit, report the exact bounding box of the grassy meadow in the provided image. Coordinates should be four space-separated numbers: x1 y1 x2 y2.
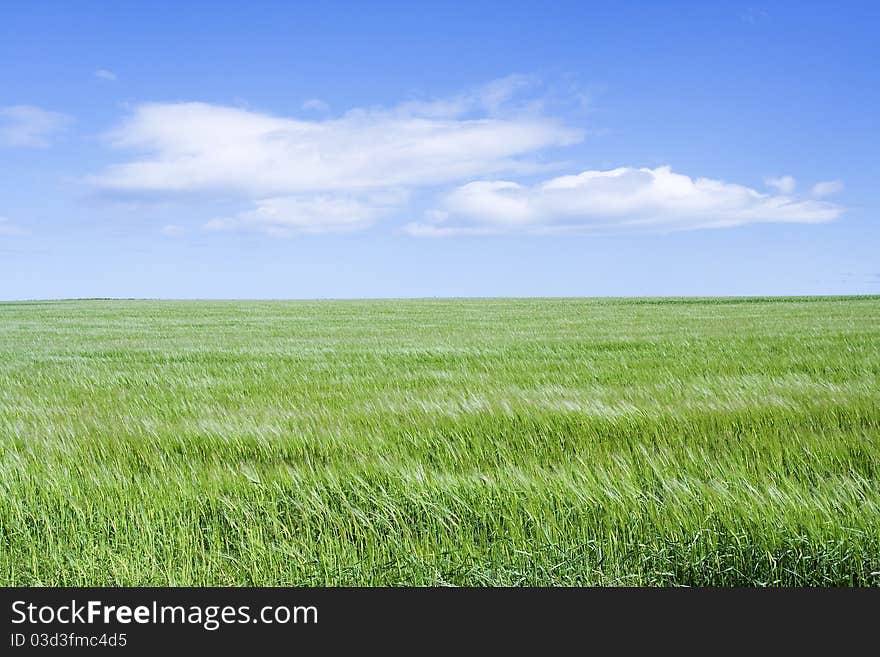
1 296 879 586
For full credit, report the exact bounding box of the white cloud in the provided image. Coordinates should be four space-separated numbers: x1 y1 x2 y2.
95 69 117 81
302 98 330 112
89 79 581 237
160 224 184 237
765 175 796 194
0 217 26 236
404 166 844 237
89 79 581 197
204 190 405 236
0 105 73 148
811 180 843 197
85 77 844 239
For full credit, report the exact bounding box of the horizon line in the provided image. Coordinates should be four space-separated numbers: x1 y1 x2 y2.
3 294 879 304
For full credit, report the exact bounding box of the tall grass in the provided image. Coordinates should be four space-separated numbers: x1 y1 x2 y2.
1 297 878 585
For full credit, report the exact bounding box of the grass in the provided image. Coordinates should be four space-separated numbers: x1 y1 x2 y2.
1 296 879 586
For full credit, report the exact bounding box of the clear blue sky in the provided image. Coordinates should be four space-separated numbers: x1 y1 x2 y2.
1 1 877 299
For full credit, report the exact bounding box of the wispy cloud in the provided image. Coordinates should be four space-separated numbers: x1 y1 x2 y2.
205 190 406 236
0 217 27 235
301 98 329 112
95 69 117 81
160 224 184 237
404 166 843 237
765 175 796 194
811 180 844 197
0 105 73 148
740 8 768 24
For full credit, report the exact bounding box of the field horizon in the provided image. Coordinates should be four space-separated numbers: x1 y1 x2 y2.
5 294 880 303
2 296 879 585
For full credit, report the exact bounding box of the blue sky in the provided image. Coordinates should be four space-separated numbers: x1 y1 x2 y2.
1 1 877 299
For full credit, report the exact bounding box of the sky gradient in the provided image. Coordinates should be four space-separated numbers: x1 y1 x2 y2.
1 1 878 299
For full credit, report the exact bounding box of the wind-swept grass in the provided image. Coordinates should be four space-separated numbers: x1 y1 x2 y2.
1 297 879 585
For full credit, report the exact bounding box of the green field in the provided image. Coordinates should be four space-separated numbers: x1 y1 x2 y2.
1 297 879 586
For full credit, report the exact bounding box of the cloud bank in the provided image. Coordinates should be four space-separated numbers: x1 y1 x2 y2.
89 77 582 235
404 166 843 236
86 77 844 237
